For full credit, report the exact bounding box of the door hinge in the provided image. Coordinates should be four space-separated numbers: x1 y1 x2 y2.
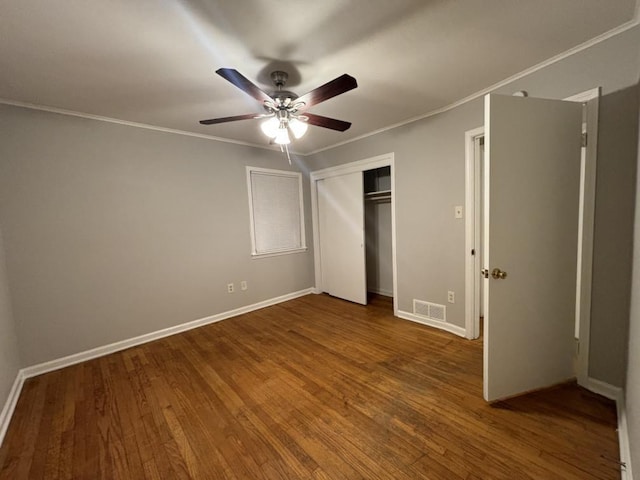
581 132 588 148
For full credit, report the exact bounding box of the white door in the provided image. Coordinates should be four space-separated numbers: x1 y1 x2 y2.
318 172 367 305
483 94 582 402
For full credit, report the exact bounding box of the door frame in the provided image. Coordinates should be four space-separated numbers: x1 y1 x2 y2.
464 126 485 340
310 153 398 314
565 87 600 387
464 88 600 387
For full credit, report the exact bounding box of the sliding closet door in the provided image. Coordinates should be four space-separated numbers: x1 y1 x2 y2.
318 172 367 305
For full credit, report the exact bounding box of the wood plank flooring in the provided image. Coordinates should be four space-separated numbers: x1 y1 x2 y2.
0 294 620 479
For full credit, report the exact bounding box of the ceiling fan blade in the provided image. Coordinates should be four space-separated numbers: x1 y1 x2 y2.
304 113 352 132
296 74 357 110
199 113 259 125
216 68 273 103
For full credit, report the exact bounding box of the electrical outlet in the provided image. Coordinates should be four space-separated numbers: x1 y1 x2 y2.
227 283 234 293
447 291 455 303
240 280 247 291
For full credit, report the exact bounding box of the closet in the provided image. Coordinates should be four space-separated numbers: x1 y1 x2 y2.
316 163 394 306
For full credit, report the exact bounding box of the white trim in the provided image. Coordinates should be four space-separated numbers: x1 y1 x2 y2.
584 378 633 479
306 20 638 156
585 377 622 400
482 95 493 401
396 310 467 337
564 87 601 103
310 153 395 180
310 153 398 315
0 370 25 447
250 247 307 259
21 288 313 379
564 88 600 389
464 126 485 339
618 393 634 480
0 98 278 153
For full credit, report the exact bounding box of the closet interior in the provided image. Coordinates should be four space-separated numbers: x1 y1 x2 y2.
364 166 393 299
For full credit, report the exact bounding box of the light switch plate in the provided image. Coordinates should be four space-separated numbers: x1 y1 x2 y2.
455 205 463 219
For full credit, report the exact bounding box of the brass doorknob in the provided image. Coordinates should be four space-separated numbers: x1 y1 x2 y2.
491 268 507 280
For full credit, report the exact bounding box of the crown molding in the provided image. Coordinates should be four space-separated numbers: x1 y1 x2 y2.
0 98 282 152
307 17 640 156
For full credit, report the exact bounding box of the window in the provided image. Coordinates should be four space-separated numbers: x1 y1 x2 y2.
246 167 306 257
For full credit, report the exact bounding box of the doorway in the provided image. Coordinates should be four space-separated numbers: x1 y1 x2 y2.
464 127 485 340
311 153 398 314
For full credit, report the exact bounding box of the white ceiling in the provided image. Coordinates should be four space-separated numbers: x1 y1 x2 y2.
1 1 638 154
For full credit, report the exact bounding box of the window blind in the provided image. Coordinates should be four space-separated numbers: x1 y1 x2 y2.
247 168 306 256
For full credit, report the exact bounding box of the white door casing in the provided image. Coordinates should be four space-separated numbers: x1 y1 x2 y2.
464 127 485 339
310 153 397 313
483 93 582 402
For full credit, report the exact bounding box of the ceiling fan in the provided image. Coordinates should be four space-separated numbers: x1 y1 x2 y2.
199 68 358 157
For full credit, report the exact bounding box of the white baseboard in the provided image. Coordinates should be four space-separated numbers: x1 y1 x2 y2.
0 370 25 447
21 288 314 379
396 310 466 337
617 393 634 480
2 288 314 449
585 377 622 400
585 377 633 480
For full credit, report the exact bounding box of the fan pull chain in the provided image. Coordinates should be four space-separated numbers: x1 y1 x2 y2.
279 144 292 165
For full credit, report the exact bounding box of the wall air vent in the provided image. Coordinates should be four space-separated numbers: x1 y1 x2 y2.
413 299 446 322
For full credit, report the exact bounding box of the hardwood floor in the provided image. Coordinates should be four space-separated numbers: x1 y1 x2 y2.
0 294 620 479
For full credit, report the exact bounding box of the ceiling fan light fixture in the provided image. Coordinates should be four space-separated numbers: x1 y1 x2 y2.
260 117 280 138
289 118 308 139
273 127 290 145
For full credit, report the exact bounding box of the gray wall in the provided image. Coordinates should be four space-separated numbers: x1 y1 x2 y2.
308 25 640 386
0 227 21 412
0 106 314 366
589 85 638 385
625 77 640 480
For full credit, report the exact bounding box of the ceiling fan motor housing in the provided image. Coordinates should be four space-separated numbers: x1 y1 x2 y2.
268 71 299 106
270 70 288 88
